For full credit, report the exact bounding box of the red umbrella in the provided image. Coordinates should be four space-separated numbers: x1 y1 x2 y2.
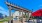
32 9 42 17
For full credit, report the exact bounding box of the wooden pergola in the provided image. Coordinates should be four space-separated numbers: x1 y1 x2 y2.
5 1 31 23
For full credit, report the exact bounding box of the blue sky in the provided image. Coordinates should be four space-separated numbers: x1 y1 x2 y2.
0 0 42 16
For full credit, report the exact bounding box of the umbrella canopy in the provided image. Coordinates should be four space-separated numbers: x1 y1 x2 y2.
32 9 42 17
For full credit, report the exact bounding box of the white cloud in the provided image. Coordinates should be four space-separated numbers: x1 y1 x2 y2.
0 6 9 16
39 5 42 7
0 6 4 11
40 5 42 6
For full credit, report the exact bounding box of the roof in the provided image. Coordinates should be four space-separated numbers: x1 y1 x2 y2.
32 9 42 17
5 2 31 12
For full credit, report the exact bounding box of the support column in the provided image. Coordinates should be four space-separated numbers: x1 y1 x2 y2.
27 12 29 20
8 7 12 23
22 10 23 23
19 11 21 20
19 11 21 23
19 11 21 17
25 12 26 18
25 12 29 21
26 12 28 21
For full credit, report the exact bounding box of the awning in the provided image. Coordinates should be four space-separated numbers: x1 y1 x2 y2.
32 9 42 17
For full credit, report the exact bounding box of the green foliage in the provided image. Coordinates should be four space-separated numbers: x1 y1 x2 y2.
0 17 9 22
24 14 29 18
26 15 28 18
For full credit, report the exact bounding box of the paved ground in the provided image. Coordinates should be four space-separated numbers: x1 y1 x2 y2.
3 21 8 23
13 20 42 23
13 20 21 23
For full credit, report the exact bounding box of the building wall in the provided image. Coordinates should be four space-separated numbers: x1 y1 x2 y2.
13 11 26 20
13 11 31 19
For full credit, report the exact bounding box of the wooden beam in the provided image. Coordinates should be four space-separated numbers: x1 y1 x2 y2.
5 2 31 12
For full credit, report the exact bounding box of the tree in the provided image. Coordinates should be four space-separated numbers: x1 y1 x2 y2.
0 13 3 19
5 15 7 17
